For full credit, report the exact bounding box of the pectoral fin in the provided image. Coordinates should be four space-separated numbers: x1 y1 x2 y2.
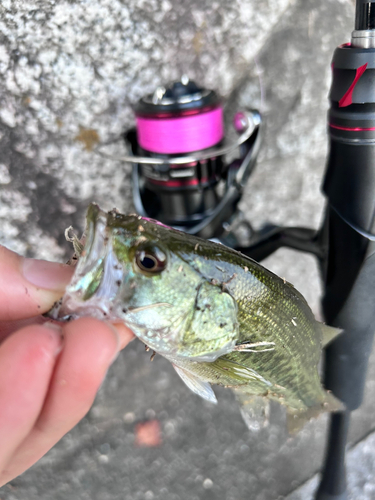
172 364 217 403
320 323 343 347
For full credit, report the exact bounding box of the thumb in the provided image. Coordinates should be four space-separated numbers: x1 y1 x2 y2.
0 245 73 321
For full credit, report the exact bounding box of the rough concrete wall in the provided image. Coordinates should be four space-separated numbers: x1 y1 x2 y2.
2 1 375 500
0 0 294 259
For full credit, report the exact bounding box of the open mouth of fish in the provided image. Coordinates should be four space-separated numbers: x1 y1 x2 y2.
49 205 176 345
49 205 127 322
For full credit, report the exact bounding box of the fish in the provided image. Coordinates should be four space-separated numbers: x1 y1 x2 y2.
50 203 344 432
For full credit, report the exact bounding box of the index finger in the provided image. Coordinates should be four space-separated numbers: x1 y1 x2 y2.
0 246 73 321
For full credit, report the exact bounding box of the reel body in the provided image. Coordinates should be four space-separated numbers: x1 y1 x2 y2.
125 79 262 240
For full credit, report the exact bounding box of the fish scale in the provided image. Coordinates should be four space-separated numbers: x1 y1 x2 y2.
51 204 344 432
178 246 324 410
180 245 319 391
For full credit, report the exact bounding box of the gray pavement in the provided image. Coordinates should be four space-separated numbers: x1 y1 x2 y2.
1 342 374 500
1 0 375 499
286 431 375 500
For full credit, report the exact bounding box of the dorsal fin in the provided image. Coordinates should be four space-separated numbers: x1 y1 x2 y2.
320 323 343 347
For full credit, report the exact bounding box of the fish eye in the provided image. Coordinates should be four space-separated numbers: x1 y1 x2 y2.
134 246 167 275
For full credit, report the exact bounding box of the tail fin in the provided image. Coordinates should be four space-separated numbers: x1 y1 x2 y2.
287 391 345 434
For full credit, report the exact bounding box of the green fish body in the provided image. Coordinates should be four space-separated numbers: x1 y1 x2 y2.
52 204 343 431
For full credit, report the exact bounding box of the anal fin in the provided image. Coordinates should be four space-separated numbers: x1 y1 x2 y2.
287 391 345 434
172 364 217 403
233 390 270 432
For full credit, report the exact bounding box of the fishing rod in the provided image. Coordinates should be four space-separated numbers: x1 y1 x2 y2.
97 1 375 498
313 1 375 498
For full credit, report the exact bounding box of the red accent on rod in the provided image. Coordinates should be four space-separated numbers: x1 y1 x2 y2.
338 63 368 108
329 123 375 132
148 177 209 187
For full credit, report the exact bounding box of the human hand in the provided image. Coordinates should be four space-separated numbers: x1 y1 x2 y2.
0 245 134 486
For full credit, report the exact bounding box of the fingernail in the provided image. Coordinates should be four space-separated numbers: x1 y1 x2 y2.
106 323 121 364
23 258 73 292
42 322 64 356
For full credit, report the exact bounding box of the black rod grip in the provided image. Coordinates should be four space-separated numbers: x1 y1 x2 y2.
323 240 375 409
315 411 350 500
322 43 375 409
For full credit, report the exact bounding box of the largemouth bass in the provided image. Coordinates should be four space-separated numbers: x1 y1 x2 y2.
51 204 343 432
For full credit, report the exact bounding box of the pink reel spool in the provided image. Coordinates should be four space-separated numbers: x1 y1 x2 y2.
134 79 224 155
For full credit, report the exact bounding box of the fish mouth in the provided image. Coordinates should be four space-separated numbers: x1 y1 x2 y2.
49 204 126 322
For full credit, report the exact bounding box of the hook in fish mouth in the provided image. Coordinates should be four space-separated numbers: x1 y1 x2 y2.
48 205 125 322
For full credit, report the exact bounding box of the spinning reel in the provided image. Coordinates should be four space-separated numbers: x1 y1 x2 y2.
123 78 261 240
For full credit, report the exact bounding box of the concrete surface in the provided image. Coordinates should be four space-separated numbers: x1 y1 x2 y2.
286 431 375 500
1 0 374 499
